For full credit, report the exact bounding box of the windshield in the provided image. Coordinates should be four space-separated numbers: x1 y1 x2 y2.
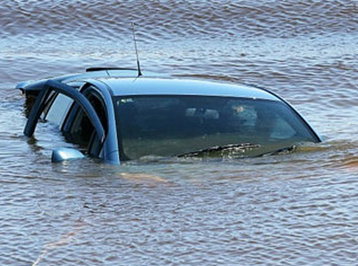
114 95 317 160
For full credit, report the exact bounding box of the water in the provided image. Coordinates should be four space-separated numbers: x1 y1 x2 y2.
1 0 358 264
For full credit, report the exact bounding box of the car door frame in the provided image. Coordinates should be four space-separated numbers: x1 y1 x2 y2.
24 79 105 153
62 80 120 164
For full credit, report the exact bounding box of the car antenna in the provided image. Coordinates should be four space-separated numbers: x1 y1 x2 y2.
131 22 142 77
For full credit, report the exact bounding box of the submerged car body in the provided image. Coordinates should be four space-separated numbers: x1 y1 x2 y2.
18 68 321 164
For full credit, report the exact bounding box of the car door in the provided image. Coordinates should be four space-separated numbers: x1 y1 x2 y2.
24 80 105 157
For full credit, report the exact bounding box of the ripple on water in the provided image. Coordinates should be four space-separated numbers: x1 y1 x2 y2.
1 0 358 265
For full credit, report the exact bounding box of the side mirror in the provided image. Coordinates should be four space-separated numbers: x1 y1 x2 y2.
51 148 85 162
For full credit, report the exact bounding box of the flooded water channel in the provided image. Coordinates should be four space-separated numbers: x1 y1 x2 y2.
1 0 358 264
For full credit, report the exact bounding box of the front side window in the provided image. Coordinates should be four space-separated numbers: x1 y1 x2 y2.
66 92 107 156
45 93 73 126
114 95 317 160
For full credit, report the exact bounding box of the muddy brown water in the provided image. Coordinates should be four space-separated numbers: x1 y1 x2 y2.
1 1 358 264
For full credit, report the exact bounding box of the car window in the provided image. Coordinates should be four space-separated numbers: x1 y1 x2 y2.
45 93 73 126
67 91 106 156
114 95 317 160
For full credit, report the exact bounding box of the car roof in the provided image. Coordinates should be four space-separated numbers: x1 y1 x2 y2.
16 69 162 92
94 77 280 101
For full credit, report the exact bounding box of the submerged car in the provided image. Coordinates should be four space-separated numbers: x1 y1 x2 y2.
17 68 321 164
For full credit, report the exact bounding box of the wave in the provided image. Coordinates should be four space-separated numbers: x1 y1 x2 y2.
1 0 357 40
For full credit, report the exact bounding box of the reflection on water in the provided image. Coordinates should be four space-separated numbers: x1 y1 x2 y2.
1 0 358 264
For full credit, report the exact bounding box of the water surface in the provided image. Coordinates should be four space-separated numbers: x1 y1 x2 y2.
1 1 358 265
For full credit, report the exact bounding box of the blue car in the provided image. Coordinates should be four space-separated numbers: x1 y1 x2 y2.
17 68 321 164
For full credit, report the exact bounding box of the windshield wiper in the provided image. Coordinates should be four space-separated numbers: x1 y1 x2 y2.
177 143 261 158
261 145 297 156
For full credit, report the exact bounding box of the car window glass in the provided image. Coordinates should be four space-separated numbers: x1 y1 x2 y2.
45 93 73 126
270 117 296 139
115 96 316 160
